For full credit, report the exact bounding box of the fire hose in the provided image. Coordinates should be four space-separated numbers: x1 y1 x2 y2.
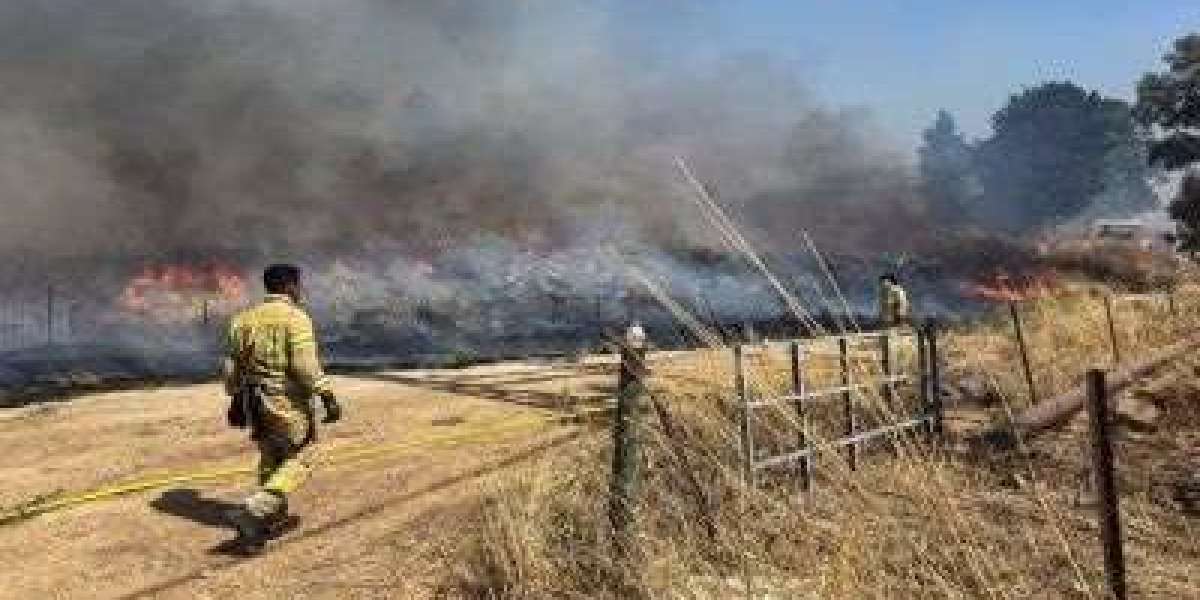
0 410 586 527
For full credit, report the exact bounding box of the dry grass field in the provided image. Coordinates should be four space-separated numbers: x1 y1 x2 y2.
452 288 1200 599
1 283 1198 599
0 365 598 599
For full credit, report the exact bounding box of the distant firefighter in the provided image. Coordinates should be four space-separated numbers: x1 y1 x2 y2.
878 273 911 328
220 263 343 554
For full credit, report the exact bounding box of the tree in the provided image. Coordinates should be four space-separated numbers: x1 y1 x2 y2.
917 110 979 222
975 82 1151 232
1135 34 1200 170
1136 34 1200 249
1084 132 1158 218
1168 172 1200 250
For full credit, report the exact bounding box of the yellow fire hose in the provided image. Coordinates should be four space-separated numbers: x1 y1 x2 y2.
0 410 585 527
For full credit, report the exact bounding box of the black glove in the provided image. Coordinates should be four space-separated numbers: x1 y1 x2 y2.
320 393 342 424
227 390 249 428
227 395 248 428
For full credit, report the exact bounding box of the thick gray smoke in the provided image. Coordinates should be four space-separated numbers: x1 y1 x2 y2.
0 1 954 392
0 0 915 260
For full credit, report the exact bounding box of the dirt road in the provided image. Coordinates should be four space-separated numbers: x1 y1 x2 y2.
0 359 616 599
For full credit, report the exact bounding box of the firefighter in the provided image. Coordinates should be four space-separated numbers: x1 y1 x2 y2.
221 263 342 554
878 273 911 328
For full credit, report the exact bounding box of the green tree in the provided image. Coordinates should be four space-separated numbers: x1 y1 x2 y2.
1135 34 1200 169
975 82 1151 232
1136 34 1200 250
1168 173 1200 250
1082 124 1158 220
917 110 979 222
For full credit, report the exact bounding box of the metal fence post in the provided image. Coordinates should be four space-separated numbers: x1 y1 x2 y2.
734 344 754 485
1009 301 1038 406
928 325 943 438
609 326 649 559
879 332 894 413
1085 369 1127 600
918 326 931 438
1103 295 1121 367
840 337 857 471
790 341 811 491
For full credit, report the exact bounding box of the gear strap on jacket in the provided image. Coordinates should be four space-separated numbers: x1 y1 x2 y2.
227 337 270 439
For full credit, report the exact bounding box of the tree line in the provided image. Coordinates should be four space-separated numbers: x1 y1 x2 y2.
918 33 1200 247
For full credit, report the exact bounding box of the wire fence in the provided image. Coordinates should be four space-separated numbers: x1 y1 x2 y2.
0 279 844 369
0 286 220 353
0 286 57 351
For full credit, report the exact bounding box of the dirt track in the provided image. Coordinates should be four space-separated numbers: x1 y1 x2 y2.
0 360 616 599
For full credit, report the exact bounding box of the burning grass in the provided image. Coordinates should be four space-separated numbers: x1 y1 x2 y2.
119 262 246 323
1037 244 1183 293
445 286 1200 599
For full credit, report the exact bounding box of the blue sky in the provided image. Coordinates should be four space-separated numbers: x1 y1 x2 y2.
626 2 1198 150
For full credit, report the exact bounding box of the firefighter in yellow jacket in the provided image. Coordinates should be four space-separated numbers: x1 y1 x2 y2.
221 264 342 553
878 273 911 328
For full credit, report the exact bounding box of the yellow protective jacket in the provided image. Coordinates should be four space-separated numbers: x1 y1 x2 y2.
879 282 911 326
222 294 333 442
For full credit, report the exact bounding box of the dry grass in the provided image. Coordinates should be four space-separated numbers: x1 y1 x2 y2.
445 287 1200 599
942 283 1193 414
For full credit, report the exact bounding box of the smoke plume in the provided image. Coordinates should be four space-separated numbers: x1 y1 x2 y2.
0 0 979 390
0 0 920 261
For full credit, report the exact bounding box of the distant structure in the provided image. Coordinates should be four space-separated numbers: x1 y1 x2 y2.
1089 213 1178 253
1040 211 1180 256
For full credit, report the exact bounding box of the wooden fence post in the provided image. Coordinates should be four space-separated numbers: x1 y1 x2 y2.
1103 295 1121 367
609 326 649 558
840 337 857 471
1085 369 1127 600
1009 301 1038 406
790 341 811 491
734 344 754 485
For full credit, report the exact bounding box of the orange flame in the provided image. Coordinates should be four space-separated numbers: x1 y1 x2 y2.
120 262 246 322
961 270 1059 303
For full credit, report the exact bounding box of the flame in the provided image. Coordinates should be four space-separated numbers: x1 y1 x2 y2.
960 270 1059 303
120 262 247 322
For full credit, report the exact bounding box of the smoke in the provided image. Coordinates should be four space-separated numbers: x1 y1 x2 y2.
0 0 921 260
0 0 985 388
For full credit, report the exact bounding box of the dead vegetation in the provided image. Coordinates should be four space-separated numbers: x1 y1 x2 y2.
447 287 1200 599
1038 244 1184 292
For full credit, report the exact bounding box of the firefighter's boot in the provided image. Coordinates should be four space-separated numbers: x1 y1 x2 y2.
223 507 270 556
264 497 301 537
